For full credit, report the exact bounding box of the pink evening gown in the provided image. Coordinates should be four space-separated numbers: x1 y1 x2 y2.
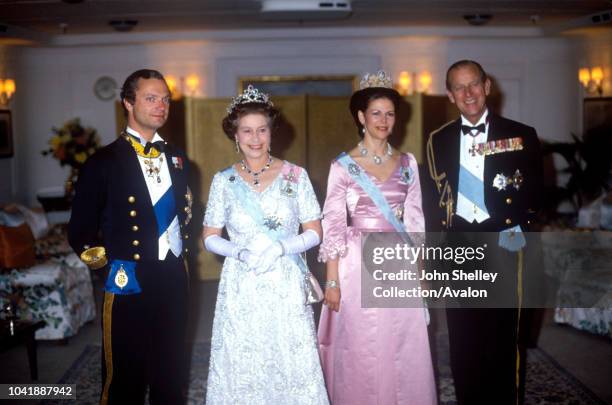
318 152 437 405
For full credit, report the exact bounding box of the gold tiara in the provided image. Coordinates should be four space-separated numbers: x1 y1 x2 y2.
227 85 273 114
359 70 393 90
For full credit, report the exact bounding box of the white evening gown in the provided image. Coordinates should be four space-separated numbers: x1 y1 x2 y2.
203 162 329 405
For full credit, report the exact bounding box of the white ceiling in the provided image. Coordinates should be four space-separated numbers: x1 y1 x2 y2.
1 0 611 35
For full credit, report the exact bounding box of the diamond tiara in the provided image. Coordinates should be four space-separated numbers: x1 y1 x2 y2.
359 70 393 90
227 85 273 114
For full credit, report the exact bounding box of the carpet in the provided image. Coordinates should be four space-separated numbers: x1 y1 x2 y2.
42 338 605 405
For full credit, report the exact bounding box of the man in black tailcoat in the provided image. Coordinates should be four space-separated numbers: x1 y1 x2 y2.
68 69 192 404
426 60 543 404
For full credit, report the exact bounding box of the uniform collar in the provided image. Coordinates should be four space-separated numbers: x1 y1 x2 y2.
460 109 489 128
126 126 164 145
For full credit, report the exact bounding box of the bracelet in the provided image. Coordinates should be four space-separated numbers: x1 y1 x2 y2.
236 248 248 262
325 280 339 289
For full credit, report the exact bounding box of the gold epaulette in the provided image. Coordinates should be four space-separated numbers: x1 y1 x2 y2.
80 246 108 270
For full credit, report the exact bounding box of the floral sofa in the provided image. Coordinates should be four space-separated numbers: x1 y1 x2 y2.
0 218 96 340
542 231 612 339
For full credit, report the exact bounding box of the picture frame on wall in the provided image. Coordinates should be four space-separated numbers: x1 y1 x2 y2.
0 109 13 158
238 75 357 97
583 97 612 134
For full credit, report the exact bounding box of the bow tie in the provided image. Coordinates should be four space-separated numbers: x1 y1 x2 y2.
461 123 486 136
144 141 166 154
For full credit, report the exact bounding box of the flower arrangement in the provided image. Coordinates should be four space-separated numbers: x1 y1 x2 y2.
41 118 101 169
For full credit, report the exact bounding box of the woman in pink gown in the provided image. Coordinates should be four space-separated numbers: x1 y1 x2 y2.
317 71 437 405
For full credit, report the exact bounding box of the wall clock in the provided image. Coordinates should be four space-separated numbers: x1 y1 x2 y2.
93 76 117 101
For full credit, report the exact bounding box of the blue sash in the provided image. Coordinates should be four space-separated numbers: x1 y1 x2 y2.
221 166 308 273
154 187 176 236
458 164 488 214
336 153 414 247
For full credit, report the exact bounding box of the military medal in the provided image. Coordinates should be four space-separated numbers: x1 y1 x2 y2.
472 137 524 157
493 169 524 191
184 189 193 225
114 265 129 289
144 157 163 183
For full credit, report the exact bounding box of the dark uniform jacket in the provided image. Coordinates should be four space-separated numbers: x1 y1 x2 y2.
426 114 543 232
68 135 191 263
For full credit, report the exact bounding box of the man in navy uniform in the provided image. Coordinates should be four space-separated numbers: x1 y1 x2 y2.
426 60 542 404
69 69 192 404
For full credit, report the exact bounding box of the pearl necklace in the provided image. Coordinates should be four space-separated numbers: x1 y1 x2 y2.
240 156 273 187
359 141 393 165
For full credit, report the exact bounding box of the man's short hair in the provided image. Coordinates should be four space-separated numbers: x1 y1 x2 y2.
120 69 167 112
446 60 488 90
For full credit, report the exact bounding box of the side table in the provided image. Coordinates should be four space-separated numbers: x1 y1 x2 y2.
0 319 46 380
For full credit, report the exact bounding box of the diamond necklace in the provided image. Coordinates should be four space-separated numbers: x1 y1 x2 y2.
240 156 273 187
359 141 393 165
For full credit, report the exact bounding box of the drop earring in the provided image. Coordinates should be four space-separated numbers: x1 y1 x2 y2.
235 137 240 154
361 127 366 135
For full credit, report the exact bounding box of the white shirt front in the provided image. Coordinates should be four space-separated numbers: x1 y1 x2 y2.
456 110 491 223
126 127 182 259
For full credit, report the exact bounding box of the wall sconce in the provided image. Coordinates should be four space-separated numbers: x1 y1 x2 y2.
185 74 200 96
396 70 432 95
165 74 201 100
0 78 16 106
417 71 432 94
397 71 412 96
579 66 604 96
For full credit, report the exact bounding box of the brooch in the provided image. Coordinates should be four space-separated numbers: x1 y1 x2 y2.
263 215 282 231
399 166 414 185
280 182 295 197
493 169 524 191
280 167 299 197
229 175 235 182
348 163 361 176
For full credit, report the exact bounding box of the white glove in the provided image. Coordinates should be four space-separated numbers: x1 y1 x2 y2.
278 229 320 255
253 241 283 275
203 234 255 265
203 234 241 259
252 230 320 275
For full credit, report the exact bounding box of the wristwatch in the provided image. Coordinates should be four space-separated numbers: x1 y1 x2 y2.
325 280 339 289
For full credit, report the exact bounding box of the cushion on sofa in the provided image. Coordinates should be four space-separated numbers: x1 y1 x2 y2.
0 223 36 269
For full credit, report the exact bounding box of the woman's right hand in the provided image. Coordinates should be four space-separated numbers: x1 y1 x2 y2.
324 287 341 312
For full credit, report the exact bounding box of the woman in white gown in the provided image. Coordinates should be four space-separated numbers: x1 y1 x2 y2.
202 85 329 405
